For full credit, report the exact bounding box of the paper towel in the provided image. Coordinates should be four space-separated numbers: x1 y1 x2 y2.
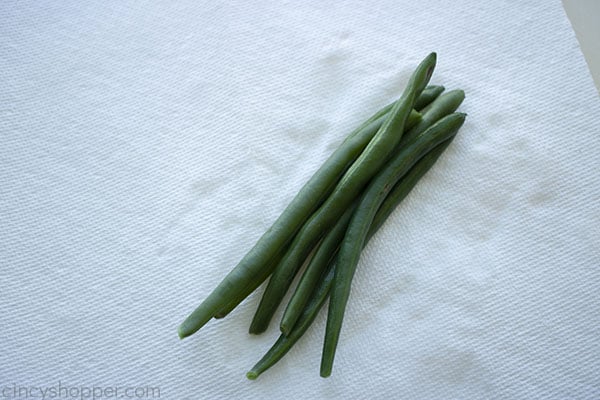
1 0 599 399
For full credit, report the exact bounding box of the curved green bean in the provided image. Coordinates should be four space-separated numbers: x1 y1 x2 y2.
248 52 437 334
320 112 466 377
247 135 459 380
279 89 464 334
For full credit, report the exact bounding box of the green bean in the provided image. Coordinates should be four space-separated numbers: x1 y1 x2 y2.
248 53 437 334
320 112 466 377
279 89 464 334
414 85 444 110
247 136 458 380
177 101 421 339
211 109 421 321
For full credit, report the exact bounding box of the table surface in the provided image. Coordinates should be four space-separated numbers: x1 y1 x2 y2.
563 0 600 93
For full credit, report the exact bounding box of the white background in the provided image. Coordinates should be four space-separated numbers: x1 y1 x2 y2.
1 1 599 399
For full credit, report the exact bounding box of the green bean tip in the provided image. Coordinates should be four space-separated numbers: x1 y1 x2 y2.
177 325 188 340
320 370 331 378
246 371 258 380
425 52 437 76
449 88 465 99
248 326 267 335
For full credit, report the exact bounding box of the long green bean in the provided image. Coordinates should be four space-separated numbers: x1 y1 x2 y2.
248 53 437 334
247 135 458 380
320 112 466 377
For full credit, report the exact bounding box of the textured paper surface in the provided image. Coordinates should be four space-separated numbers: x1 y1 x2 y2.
1 1 599 399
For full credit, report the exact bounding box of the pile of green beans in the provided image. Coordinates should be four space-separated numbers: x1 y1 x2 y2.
178 53 467 379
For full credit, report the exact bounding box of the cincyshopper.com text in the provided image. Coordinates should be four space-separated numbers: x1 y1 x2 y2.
1 382 160 399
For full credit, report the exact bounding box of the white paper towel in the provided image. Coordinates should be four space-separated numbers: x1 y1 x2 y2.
1 1 599 399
